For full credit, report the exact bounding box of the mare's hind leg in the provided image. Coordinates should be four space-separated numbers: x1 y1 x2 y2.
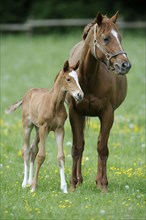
69 108 85 191
96 105 114 192
28 126 39 185
55 127 68 194
22 117 34 188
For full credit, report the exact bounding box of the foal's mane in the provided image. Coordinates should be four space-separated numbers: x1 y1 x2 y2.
54 69 62 83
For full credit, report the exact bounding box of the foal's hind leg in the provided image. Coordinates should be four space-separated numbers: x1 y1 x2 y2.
69 108 85 191
31 123 48 192
96 106 114 192
28 127 39 185
55 127 68 194
22 118 33 188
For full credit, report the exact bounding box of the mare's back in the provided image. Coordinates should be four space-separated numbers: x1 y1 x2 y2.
69 41 84 65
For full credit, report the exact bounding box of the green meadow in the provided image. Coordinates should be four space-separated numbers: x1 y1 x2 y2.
0 30 145 220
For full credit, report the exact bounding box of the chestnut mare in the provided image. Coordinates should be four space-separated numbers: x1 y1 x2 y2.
67 11 131 192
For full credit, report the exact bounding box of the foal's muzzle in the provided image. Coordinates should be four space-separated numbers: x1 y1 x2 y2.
114 61 131 75
74 91 84 102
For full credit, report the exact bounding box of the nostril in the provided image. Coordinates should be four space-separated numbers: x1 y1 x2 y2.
77 92 84 100
122 61 131 70
77 93 81 99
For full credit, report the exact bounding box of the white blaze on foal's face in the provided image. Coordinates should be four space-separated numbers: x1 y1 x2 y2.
69 70 82 90
65 70 84 102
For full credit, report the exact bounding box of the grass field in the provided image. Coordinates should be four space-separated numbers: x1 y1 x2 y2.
0 29 145 220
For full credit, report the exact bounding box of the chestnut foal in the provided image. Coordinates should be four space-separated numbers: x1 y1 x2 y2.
5 60 84 193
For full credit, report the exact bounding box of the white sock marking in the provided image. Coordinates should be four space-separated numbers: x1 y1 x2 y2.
60 160 68 193
28 162 33 185
22 162 28 188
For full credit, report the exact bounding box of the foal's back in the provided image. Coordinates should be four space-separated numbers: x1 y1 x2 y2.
22 88 65 130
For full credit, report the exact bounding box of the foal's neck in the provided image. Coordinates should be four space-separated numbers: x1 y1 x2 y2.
51 71 66 110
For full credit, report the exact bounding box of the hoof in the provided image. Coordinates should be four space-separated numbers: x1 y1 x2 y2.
69 185 76 192
76 179 83 187
96 181 102 190
76 176 83 186
61 184 68 194
101 186 108 193
31 180 37 192
27 179 33 186
31 187 36 193
22 181 28 188
96 181 108 192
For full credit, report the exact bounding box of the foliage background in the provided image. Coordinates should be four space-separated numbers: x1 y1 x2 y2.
0 0 146 23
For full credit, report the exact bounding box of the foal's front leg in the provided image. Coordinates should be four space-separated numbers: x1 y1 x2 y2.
55 127 68 194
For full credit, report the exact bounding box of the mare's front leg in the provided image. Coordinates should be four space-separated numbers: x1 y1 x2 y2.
31 123 48 192
69 107 85 191
55 127 68 194
28 126 39 185
96 105 114 192
22 118 33 188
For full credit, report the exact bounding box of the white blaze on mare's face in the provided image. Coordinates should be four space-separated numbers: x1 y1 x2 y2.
111 29 127 58
69 71 81 90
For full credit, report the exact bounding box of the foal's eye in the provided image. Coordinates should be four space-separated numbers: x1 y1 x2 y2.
66 78 71 82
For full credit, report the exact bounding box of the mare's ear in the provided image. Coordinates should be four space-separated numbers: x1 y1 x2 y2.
72 60 80 70
96 12 103 26
63 60 69 72
110 11 119 23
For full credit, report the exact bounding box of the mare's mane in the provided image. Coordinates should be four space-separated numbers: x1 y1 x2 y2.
82 18 96 40
82 14 118 40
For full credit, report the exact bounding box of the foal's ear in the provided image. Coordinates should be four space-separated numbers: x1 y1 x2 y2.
110 11 119 23
96 12 103 26
72 60 80 71
63 60 69 72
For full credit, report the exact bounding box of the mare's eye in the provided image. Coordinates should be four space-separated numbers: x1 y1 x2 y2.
103 36 109 44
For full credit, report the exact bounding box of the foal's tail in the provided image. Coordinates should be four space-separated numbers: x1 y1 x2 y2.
5 100 22 114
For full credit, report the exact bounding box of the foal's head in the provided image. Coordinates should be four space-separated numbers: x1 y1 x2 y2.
86 11 131 75
62 60 84 102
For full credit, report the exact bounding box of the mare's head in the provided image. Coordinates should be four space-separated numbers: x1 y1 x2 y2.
62 60 84 102
85 11 131 75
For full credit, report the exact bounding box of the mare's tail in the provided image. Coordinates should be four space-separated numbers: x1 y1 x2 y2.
5 100 22 114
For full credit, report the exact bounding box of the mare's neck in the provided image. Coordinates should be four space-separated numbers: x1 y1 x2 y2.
80 35 100 79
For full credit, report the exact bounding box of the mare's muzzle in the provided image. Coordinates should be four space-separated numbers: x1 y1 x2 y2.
93 23 131 75
114 60 131 75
